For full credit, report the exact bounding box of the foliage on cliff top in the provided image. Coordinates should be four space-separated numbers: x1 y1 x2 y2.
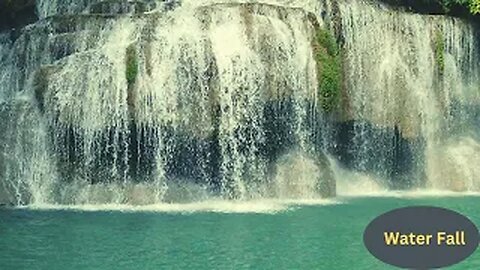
381 0 480 16
312 27 342 113
470 0 480 14
442 0 480 14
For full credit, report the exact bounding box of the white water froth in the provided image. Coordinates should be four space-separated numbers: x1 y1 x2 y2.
428 137 480 191
35 0 321 18
19 190 480 214
329 157 389 196
23 198 339 214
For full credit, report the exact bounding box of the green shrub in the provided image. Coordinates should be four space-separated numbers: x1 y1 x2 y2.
126 44 138 88
312 28 342 113
469 0 480 14
434 29 445 76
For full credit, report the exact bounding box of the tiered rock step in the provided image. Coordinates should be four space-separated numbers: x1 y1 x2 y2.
89 0 157 15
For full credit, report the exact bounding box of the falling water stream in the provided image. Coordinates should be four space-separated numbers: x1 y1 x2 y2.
0 0 478 206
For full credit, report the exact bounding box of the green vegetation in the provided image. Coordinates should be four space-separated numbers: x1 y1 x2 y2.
434 29 445 76
125 44 138 89
441 0 480 14
312 28 342 113
468 0 480 14
382 0 479 16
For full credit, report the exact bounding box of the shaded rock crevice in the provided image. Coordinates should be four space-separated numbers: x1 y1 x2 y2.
0 0 38 32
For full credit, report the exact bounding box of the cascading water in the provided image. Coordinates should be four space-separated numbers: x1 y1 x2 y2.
0 0 337 205
0 0 478 206
335 0 479 191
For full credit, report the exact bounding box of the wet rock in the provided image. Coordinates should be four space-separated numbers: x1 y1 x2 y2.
37 0 102 18
327 120 423 190
89 0 157 15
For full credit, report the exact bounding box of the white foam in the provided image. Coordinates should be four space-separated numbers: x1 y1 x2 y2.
16 191 480 214
22 198 339 214
329 156 390 197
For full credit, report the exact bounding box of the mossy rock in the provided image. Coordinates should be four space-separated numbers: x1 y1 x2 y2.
125 44 138 89
312 27 342 113
125 43 139 118
33 66 58 113
434 28 445 76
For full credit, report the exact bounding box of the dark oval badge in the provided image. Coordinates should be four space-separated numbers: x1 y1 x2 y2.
364 206 479 269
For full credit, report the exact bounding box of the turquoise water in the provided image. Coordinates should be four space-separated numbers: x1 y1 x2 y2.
1 196 480 269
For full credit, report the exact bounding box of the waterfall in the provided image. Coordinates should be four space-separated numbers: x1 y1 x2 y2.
0 1 337 205
36 0 94 18
0 0 479 206
336 0 479 191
